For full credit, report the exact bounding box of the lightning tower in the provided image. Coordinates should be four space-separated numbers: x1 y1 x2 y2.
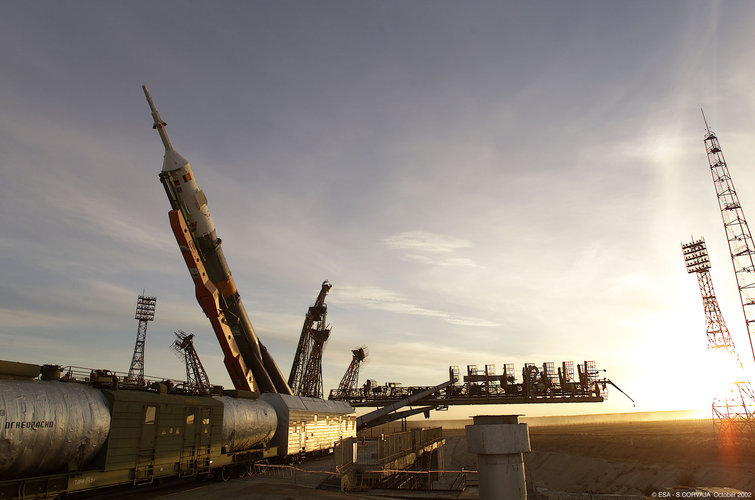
127 294 157 385
702 113 755 364
682 238 755 436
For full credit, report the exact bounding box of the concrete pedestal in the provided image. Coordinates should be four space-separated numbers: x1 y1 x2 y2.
466 415 531 500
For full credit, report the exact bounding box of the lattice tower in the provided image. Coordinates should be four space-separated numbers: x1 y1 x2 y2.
682 238 755 436
335 346 367 399
288 281 331 397
171 330 211 394
127 294 156 385
702 115 755 364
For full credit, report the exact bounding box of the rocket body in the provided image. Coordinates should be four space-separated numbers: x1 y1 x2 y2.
143 85 291 395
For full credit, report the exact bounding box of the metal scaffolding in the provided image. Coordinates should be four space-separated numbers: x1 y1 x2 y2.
332 347 367 400
330 360 630 407
171 330 211 394
288 281 332 398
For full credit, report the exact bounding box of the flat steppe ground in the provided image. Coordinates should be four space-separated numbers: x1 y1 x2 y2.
442 419 755 495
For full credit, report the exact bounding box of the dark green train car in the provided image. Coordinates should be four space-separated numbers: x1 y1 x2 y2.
0 383 276 500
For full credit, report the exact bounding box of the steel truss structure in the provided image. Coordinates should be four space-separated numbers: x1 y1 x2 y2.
288 281 332 398
332 347 367 400
682 237 755 437
703 118 755 363
171 330 212 394
330 360 625 407
126 294 156 385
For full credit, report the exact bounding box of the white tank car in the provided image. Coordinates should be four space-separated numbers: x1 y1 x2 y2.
215 396 277 451
0 379 111 478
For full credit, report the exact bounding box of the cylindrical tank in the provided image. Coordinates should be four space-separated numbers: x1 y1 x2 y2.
0 380 111 478
215 396 276 451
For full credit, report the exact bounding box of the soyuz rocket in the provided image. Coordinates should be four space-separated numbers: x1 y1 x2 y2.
142 85 291 395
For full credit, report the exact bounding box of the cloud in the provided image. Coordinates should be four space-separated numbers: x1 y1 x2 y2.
334 285 498 327
383 230 478 267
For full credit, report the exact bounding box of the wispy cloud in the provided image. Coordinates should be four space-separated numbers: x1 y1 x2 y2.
334 285 498 327
383 230 477 267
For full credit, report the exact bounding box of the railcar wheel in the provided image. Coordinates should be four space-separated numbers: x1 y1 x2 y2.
221 465 233 482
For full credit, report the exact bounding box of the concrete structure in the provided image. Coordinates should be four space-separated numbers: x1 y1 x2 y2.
466 415 531 500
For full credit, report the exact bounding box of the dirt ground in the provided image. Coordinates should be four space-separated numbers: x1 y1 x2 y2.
442 419 755 496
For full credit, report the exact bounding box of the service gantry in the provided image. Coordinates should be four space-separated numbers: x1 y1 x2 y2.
702 113 755 364
331 359 633 428
332 346 367 400
126 294 157 385
333 360 617 407
682 237 755 436
288 281 332 398
171 330 212 394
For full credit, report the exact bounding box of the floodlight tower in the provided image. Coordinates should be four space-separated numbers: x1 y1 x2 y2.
127 294 157 385
682 238 755 436
702 113 755 364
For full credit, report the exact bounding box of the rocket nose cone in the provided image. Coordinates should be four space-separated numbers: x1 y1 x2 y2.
162 149 190 172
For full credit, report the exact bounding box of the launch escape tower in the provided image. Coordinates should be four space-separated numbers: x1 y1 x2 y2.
703 114 755 364
171 330 212 394
333 347 367 399
682 238 755 435
288 281 332 398
127 294 157 385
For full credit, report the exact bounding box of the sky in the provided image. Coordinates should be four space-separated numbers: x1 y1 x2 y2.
2 0 755 419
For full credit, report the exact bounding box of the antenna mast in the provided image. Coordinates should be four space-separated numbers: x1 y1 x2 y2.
702 119 755 364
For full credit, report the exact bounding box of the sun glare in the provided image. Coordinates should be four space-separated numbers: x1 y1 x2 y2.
705 346 751 393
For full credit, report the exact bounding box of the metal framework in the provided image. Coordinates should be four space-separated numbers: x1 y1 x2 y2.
171 330 212 394
288 281 332 398
126 294 156 385
703 115 755 363
330 360 631 407
332 347 367 400
682 237 755 436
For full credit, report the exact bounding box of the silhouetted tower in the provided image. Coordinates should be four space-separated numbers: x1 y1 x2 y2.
171 330 211 394
334 347 367 399
288 281 332 398
682 237 755 436
703 113 755 364
127 294 157 385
